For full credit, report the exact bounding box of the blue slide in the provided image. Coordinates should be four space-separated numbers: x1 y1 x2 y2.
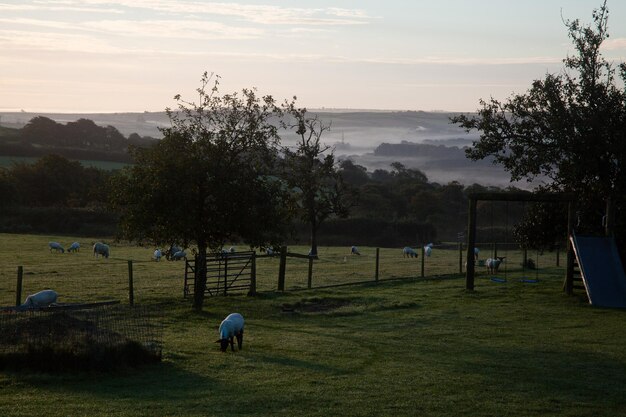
571 234 626 308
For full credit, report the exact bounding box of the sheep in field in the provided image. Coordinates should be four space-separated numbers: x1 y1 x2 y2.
93 242 110 258
19 289 58 310
424 243 433 257
171 250 187 261
49 242 65 253
403 246 418 258
215 313 245 352
351 246 361 256
154 249 162 261
166 245 182 260
67 242 80 253
486 257 506 274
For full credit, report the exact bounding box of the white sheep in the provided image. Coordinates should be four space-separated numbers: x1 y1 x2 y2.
215 313 245 352
49 241 65 253
351 246 361 256
20 289 58 310
166 245 182 260
265 247 274 255
172 250 187 261
93 242 110 258
154 248 162 261
486 257 506 274
474 247 480 260
402 246 418 258
228 246 236 253
67 242 80 253
424 243 433 257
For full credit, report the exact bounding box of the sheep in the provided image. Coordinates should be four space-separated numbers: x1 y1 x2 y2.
474 247 480 260
154 248 162 261
228 246 236 253
351 246 361 256
215 313 245 352
67 242 80 253
424 243 433 257
93 242 110 258
171 250 187 261
265 247 274 256
402 246 418 258
166 245 182 260
486 257 506 274
20 289 58 310
49 242 65 253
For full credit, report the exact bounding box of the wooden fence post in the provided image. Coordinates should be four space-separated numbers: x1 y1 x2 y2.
307 256 313 289
278 246 287 291
420 246 425 278
127 260 134 306
556 244 560 267
248 253 257 296
224 256 229 296
375 248 380 282
458 242 464 274
15 266 23 307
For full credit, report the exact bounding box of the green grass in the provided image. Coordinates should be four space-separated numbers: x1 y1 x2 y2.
1 233 625 416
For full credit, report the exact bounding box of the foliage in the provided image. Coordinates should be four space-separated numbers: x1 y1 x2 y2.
110 72 293 310
281 105 356 256
452 1 626 242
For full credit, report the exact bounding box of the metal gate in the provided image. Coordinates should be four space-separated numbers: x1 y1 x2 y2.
184 251 256 298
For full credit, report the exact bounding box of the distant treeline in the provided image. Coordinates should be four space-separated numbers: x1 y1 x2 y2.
0 116 157 163
0 120 522 244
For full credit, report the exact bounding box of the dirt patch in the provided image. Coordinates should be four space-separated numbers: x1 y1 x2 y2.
281 297 352 314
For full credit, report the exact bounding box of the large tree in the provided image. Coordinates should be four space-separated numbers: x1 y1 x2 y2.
452 1 626 238
111 73 293 310
281 106 355 257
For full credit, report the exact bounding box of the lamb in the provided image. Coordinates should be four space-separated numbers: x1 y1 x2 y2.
486 257 506 274
93 242 110 258
403 246 418 258
171 250 187 261
49 242 65 253
154 248 162 261
215 312 245 352
424 243 433 257
20 289 58 310
351 246 361 255
67 242 80 253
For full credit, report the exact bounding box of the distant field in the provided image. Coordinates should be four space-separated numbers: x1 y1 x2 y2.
0 155 129 170
2 233 623 417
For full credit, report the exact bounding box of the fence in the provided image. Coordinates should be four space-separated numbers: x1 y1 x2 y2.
1 243 565 307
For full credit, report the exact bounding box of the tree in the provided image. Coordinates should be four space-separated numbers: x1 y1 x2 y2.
452 1 626 238
110 73 293 311
281 106 355 257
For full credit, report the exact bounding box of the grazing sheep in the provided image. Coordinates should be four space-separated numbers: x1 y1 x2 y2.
474 247 480 260
49 242 65 253
20 289 58 310
228 246 236 253
93 242 110 258
154 249 162 261
215 313 245 352
67 242 80 253
424 243 433 257
351 246 361 256
403 246 418 258
172 250 187 261
486 257 506 274
166 245 182 260
265 247 274 255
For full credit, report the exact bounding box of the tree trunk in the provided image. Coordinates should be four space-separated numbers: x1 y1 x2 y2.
193 241 208 311
309 218 318 257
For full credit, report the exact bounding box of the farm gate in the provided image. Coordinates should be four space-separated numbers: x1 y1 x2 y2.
184 251 256 298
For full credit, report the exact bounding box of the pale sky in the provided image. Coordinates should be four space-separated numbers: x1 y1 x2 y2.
1 0 625 113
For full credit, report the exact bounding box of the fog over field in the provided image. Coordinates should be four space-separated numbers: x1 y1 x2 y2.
0 110 537 188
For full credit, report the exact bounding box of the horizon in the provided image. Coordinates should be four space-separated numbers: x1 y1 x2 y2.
2 1 626 113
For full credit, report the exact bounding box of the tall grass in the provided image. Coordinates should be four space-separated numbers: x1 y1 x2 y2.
1 233 623 417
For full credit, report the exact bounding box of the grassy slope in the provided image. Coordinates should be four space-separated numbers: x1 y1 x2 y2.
0 234 624 416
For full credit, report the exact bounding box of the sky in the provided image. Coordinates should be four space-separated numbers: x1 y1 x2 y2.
1 0 625 113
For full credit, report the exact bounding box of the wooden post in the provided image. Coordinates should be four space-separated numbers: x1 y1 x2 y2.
248 253 257 296
493 242 498 258
307 256 313 289
420 246 425 278
127 260 134 306
458 242 463 274
15 266 23 307
564 201 576 294
466 198 477 290
223 256 229 296
375 248 380 282
278 246 287 291
556 244 560 267
523 248 528 268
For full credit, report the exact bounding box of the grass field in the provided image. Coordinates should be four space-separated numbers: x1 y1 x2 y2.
1 233 624 416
